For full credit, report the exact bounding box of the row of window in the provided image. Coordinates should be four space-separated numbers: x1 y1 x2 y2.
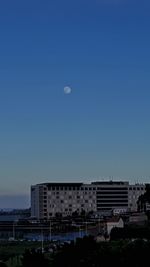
48 191 96 195
48 200 91 205
48 187 97 191
129 187 145 191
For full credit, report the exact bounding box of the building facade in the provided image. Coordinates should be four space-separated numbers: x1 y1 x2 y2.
31 181 145 219
128 184 145 211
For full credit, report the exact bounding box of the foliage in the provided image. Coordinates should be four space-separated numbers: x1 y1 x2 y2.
0 262 7 267
21 249 49 267
110 226 150 240
50 236 150 267
137 184 150 212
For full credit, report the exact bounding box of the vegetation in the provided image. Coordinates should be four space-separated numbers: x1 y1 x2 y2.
138 184 150 213
1 235 150 267
110 225 150 240
0 241 48 262
50 236 150 267
21 250 49 267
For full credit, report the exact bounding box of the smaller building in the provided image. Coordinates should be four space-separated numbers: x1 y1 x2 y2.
129 213 148 225
106 217 124 235
128 184 145 212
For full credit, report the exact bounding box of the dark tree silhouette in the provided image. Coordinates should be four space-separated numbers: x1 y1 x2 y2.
138 184 150 213
21 249 49 267
0 262 7 267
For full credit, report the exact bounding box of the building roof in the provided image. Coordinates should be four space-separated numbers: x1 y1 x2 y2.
37 183 83 187
92 181 129 185
106 217 123 223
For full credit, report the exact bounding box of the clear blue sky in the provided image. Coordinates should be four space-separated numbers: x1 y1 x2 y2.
0 0 150 208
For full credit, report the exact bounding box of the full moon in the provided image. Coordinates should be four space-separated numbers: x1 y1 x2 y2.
64 86 72 94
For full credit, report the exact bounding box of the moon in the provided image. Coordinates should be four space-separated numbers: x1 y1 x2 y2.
64 86 72 94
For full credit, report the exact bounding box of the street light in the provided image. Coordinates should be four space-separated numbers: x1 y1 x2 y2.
12 220 18 240
41 227 44 253
85 221 88 236
13 222 15 240
98 217 101 233
49 219 52 242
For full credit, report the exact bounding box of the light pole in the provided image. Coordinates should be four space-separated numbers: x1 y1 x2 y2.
13 222 15 240
85 221 88 236
12 220 18 240
98 217 101 234
49 219 52 242
79 226 81 238
41 227 44 253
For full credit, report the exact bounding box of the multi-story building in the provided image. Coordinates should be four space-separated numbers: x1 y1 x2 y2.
31 183 97 219
128 184 145 211
92 181 129 211
31 181 146 219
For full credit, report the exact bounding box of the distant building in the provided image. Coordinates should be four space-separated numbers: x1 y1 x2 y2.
31 183 97 219
128 184 145 211
129 213 148 225
92 181 129 211
31 181 146 220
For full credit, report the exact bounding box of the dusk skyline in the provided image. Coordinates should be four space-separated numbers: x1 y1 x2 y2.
0 0 150 208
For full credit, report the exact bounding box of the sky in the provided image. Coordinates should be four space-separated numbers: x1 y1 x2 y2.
0 0 150 208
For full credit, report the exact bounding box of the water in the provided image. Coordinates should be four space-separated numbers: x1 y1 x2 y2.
0 215 22 221
24 231 87 242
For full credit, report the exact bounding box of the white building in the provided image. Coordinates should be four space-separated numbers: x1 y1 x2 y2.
128 184 145 212
31 183 97 219
106 217 124 235
31 181 146 219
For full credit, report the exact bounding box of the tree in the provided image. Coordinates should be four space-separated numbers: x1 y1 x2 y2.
137 184 150 213
0 262 7 267
21 249 49 267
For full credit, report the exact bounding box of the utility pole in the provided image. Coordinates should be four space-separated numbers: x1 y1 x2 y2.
98 217 101 233
41 227 44 253
85 221 88 236
79 226 81 238
13 221 15 240
49 219 52 242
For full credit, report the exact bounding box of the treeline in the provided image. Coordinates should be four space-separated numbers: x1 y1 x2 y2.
111 226 150 240
21 236 150 267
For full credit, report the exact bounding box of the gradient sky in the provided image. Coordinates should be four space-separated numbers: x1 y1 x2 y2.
0 0 150 208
